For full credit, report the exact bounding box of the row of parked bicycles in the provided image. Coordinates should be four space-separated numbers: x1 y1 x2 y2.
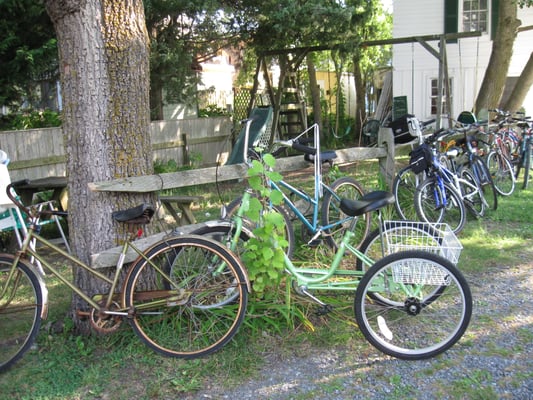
1 115 478 373
393 109 532 235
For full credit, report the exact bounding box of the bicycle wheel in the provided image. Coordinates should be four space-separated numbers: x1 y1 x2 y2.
225 195 295 258
392 165 426 220
124 235 248 359
190 223 252 257
414 178 466 234
354 250 472 360
0 255 45 372
470 155 498 211
459 167 484 217
355 221 443 271
517 140 532 189
321 176 370 250
485 151 515 196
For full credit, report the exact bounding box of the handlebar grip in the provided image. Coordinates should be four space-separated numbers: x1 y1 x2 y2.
292 141 316 155
271 146 286 158
421 118 436 126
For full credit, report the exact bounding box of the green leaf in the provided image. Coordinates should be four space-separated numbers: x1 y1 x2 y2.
269 189 284 205
263 153 276 168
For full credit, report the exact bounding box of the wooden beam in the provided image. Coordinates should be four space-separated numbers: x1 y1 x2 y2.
88 147 387 193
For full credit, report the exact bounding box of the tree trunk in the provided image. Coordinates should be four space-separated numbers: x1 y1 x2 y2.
502 52 533 112
474 2 520 113
306 55 322 130
353 55 366 146
45 0 153 332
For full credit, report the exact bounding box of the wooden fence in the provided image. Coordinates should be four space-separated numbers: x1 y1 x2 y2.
89 127 398 268
0 117 233 181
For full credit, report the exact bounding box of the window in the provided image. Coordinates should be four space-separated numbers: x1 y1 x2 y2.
462 0 488 32
430 78 453 115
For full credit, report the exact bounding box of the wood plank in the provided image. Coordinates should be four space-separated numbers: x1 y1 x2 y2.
88 146 387 193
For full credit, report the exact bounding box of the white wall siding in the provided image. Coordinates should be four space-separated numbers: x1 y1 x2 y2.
392 1 533 118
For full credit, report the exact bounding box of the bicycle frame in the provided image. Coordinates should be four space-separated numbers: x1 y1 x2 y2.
229 189 375 292
265 124 355 241
1 220 178 318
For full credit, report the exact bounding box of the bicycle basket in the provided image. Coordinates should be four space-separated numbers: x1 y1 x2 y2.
383 221 463 265
392 260 453 286
409 144 432 174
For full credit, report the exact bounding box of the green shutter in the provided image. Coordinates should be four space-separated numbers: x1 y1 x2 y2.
491 0 500 40
444 0 459 43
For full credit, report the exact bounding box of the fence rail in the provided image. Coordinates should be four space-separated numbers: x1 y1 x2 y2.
1 117 234 181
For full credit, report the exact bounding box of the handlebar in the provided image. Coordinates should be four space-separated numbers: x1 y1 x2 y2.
5 180 68 220
6 180 31 217
272 138 317 156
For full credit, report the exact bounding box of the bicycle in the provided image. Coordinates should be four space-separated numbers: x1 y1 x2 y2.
0 182 250 372
390 116 435 221
205 120 370 252
513 116 532 189
210 172 472 359
483 110 518 196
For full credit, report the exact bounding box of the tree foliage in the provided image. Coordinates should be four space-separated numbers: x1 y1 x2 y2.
0 0 57 109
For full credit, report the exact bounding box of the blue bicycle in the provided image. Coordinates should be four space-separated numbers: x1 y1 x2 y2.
194 121 371 254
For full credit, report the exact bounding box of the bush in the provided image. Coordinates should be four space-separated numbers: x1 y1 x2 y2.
0 110 61 131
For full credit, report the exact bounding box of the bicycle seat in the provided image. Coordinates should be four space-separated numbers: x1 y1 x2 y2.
112 203 155 224
304 151 337 164
339 191 395 216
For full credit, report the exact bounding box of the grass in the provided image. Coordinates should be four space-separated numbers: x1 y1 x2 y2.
1 160 532 399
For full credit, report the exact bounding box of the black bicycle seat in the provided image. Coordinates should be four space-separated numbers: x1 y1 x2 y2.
339 191 395 217
112 203 155 224
304 151 337 164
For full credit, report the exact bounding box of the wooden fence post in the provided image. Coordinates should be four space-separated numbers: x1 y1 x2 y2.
377 127 396 189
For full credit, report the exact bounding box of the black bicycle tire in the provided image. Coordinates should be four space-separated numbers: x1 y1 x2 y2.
522 140 531 189
414 178 466 234
459 167 484 218
0 255 44 372
392 165 426 221
354 250 472 360
470 155 497 211
124 235 248 359
321 176 370 250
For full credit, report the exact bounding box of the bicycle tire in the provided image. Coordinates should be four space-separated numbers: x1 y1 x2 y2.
414 178 466 234
470 155 498 211
521 140 532 189
354 250 472 360
0 255 44 372
392 165 426 220
459 167 484 217
124 235 248 359
485 150 516 196
321 176 370 250
225 195 295 258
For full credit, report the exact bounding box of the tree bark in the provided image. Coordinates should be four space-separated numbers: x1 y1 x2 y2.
353 55 366 145
45 0 152 332
502 52 533 112
474 2 521 113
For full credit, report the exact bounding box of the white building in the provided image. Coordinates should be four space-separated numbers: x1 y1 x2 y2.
392 0 533 124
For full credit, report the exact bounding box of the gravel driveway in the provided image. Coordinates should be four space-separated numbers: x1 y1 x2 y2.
192 261 533 400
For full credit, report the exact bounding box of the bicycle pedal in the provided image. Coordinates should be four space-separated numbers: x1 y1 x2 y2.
307 239 322 247
315 304 333 316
